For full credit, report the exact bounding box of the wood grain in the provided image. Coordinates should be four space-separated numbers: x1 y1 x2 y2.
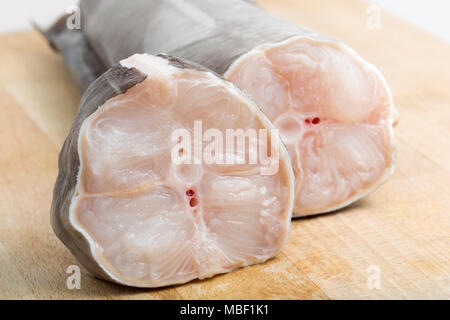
0 0 449 299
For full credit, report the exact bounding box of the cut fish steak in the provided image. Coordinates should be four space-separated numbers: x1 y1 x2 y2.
44 0 398 216
51 54 294 287
226 38 397 215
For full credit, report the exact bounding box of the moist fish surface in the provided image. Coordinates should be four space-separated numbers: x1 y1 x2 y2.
51 53 294 287
45 0 398 217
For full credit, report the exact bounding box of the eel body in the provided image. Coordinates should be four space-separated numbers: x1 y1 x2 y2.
46 0 398 216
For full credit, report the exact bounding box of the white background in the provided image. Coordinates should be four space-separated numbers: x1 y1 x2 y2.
1 0 450 43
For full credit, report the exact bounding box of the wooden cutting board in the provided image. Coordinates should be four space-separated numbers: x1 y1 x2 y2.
0 0 449 299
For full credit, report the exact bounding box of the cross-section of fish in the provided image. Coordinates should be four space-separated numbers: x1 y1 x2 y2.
44 0 398 217
51 54 294 288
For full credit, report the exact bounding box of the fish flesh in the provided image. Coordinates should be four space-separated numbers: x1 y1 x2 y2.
51 53 294 287
44 0 398 217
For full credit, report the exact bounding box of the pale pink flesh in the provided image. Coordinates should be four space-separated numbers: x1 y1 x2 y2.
226 38 397 216
72 55 293 287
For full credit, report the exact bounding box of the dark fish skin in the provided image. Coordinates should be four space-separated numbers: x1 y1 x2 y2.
157 53 225 80
43 0 322 90
38 14 106 91
51 65 147 282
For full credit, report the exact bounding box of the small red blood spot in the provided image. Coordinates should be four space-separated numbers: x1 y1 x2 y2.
189 198 198 207
305 119 311 124
186 189 194 197
312 117 320 125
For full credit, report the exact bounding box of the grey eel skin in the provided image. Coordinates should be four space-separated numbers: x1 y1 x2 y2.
43 0 323 91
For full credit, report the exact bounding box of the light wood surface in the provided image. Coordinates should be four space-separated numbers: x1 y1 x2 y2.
0 0 449 299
